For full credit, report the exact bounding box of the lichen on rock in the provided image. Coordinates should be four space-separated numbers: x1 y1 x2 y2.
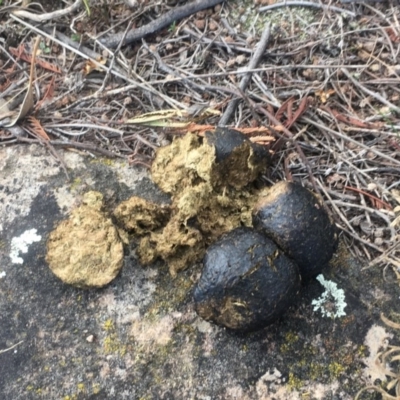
46 191 124 288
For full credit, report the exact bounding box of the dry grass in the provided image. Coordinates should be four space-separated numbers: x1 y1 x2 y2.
0 0 399 271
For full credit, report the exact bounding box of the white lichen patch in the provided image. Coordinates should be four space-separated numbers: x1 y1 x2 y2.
10 229 42 264
224 385 252 400
255 375 350 400
256 368 283 398
362 324 392 383
0 271 6 279
129 313 181 348
62 152 87 170
0 146 60 232
312 274 347 318
53 185 77 214
109 159 149 188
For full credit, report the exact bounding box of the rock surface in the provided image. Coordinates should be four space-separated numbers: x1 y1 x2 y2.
1 144 400 399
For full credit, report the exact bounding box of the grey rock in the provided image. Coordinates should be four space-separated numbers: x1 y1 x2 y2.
0 144 399 399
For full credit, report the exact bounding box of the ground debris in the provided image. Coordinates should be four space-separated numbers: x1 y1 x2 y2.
1 0 399 271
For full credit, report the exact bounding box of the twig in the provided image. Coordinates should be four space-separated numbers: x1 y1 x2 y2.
255 105 320 194
10 15 186 110
302 115 400 167
219 23 271 126
259 1 356 17
182 26 253 54
44 123 124 137
329 200 393 227
97 20 135 94
0 340 24 354
15 137 127 159
99 0 225 48
341 68 400 114
11 0 83 22
143 40 211 96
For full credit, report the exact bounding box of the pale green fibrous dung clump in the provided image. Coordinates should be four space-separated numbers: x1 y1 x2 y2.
312 274 347 319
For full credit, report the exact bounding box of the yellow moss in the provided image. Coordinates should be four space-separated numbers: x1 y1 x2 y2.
288 372 304 391
70 177 82 191
71 357 83 365
146 271 195 315
90 158 114 166
103 319 114 331
357 345 367 357
280 333 299 353
285 331 299 344
280 343 291 353
328 362 345 379
92 384 101 394
103 334 118 353
309 363 325 381
26 385 34 391
103 333 127 356
77 383 85 392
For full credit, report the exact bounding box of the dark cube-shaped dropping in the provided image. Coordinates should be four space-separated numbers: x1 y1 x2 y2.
193 227 301 332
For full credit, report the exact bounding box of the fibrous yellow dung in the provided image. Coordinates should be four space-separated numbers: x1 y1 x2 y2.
127 132 264 275
46 191 124 288
114 196 170 235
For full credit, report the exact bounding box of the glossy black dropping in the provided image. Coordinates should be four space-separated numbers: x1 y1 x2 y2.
253 182 338 281
205 127 270 164
193 227 301 332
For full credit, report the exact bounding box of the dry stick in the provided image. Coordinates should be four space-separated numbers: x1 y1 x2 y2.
44 123 124 136
100 0 225 48
304 129 395 194
40 26 108 63
255 106 320 194
219 23 271 126
98 20 135 94
259 1 356 17
143 41 262 104
316 179 374 255
149 63 368 84
0 340 24 355
10 15 186 110
45 141 70 180
341 68 400 114
183 26 257 54
302 115 400 167
15 137 126 159
143 41 211 95
11 0 83 22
